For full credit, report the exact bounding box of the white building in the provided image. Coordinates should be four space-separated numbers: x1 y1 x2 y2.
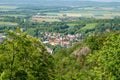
0 34 6 43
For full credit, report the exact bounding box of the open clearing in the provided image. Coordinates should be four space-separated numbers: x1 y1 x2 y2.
81 23 97 31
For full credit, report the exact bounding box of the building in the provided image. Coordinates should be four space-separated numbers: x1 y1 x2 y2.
0 34 6 43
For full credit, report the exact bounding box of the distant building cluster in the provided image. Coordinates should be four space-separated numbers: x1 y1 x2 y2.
41 32 82 48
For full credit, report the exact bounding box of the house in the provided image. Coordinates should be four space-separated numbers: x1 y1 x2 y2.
46 47 53 54
49 39 61 46
43 41 49 44
0 34 6 43
61 40 70 48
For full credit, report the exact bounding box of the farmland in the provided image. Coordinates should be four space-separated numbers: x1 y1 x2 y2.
0 4 120 23
31 6 120 22
0 3 120 37
60 6 120 18
0 21 18 26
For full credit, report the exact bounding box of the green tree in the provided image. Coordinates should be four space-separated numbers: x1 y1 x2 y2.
0 29 54 80
87 32 120 80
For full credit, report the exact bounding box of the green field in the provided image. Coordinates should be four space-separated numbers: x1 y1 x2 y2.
0 22 18 26
0 14 26 17
67 23 78 27
81 23 97 31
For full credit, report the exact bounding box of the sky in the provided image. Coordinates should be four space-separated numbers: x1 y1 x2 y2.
87 0 120 2
46 0 120 1
35 0 120 1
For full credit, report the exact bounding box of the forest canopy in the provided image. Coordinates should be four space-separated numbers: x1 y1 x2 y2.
0 30 54 80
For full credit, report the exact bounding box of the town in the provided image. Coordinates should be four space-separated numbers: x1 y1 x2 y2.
40 32 82 48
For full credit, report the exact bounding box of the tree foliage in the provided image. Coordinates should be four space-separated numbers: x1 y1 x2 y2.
0 30 54 80
53 32 120 80
86 32 120 80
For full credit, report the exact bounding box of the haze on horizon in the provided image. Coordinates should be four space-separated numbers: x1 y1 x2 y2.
0 0 120 7
0 0 120 3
